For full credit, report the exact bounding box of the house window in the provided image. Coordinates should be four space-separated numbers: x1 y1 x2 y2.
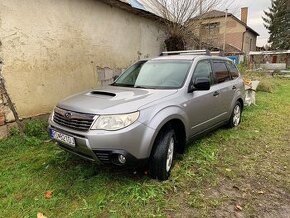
202 22 220 36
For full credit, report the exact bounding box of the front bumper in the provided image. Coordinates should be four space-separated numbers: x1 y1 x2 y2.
48 118 155 166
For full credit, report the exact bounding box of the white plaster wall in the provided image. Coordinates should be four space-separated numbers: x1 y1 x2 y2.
0 0 166 117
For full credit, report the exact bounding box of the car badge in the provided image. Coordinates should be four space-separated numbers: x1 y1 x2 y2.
64 112 72 119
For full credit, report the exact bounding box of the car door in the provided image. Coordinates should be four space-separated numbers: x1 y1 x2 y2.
185 59 226 137
211 60 236 122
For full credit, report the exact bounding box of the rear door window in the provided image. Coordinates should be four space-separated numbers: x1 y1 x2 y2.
226 61 240 79
212 61 231 84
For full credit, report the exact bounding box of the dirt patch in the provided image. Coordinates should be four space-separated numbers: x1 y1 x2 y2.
206 176 290 218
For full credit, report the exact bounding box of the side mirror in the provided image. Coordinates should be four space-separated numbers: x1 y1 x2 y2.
194 77 211 91
188 77 211 93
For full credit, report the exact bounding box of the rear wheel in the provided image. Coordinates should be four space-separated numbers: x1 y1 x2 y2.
149 128 175 181
228 101 242 128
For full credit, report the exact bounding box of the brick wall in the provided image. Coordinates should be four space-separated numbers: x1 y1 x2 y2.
225 32 243 51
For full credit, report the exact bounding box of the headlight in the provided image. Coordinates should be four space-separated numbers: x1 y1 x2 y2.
90 111 139 131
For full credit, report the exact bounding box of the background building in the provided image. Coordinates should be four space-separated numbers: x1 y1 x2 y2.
190 8 259 55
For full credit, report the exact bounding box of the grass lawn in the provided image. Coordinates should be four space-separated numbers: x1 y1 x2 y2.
0 77 289 217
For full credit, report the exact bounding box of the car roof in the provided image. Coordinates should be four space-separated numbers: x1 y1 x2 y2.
152 55 200 61
150 55 231 62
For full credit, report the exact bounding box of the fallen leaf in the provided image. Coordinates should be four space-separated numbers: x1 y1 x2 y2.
37 212 47 218
235 204 243 211
225 168 232 172
45 191 53 199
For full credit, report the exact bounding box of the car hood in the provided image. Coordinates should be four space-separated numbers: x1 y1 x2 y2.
57 86 178 114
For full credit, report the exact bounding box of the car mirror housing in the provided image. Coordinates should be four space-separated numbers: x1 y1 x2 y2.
189 77 210 92
113 75 119 81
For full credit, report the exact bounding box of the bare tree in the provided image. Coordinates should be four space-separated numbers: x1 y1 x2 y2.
146 0 234 51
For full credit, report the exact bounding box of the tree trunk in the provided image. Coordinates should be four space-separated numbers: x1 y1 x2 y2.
0 60 24 132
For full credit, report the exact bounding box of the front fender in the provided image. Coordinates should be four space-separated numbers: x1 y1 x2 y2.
139 105 189 156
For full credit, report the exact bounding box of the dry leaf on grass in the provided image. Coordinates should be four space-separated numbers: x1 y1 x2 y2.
235 204 243 211
233 185 240 190
37 212 47 218
45 191 53 199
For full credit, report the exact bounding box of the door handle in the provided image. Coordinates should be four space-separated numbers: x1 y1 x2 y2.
213 91 220 96
232 86 237 90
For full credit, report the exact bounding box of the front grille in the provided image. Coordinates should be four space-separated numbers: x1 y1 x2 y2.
53 107 95 131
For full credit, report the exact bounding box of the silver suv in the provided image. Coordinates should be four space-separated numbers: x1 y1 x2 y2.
48 51 245 180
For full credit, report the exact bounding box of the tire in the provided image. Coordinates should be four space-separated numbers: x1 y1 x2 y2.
149 128 175 181
228 101 242 128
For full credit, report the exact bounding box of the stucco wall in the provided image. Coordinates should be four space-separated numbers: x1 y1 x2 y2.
0 0 166 118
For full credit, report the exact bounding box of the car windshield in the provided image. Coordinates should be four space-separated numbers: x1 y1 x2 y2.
112 60 192 89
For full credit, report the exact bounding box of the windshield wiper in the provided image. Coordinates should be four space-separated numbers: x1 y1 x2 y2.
111 83 134 87
134 85 156 89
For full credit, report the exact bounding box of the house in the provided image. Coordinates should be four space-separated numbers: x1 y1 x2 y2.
189 8 259 55
0 0 166 123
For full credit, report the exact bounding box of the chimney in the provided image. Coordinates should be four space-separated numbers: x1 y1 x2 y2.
241 7 248 24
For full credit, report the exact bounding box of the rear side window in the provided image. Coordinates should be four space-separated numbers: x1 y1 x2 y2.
213 61 231 84
226 61 240 79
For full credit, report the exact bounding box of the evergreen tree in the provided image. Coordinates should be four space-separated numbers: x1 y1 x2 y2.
263 0 290 49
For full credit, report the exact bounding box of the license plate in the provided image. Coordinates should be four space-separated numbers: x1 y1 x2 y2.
50 129 75 147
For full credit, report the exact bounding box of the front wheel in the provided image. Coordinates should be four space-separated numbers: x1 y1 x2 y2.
149 128 175 181
228 102 242 128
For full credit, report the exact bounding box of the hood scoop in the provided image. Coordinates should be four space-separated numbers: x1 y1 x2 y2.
89 91 116 97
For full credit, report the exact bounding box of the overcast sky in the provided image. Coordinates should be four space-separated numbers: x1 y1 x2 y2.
226 0 272 47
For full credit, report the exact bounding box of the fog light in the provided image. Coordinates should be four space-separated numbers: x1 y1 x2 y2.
118 154 126 164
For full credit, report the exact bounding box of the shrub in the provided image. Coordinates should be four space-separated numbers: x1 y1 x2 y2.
24 120 48 139
9 127 21 136
256 80 275 93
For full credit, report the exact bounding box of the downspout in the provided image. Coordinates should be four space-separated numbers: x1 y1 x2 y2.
241 31 246 53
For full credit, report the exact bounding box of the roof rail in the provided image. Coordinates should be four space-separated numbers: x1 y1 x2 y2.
210 51 224 56
160 50 211 56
